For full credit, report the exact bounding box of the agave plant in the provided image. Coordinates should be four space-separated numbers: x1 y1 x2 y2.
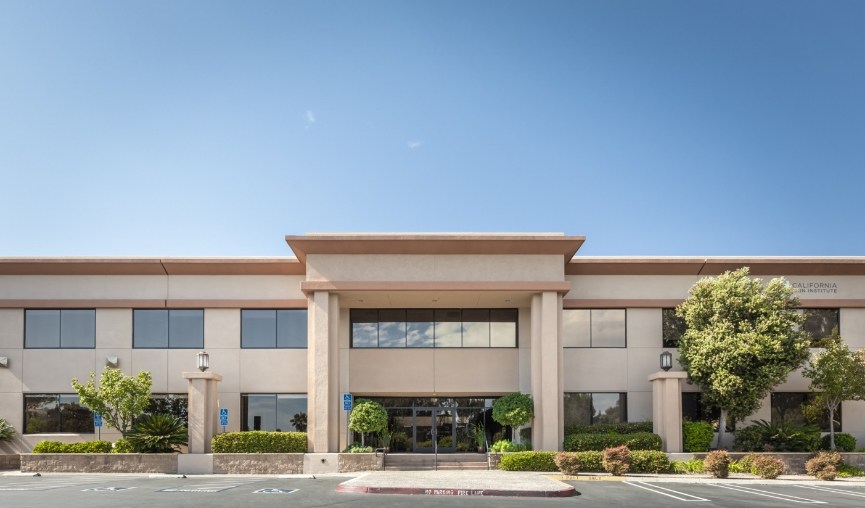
127 413 187 453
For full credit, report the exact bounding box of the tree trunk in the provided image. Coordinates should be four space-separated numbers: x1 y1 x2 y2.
715 409 728 450
361 432 365 446
828 402 836 451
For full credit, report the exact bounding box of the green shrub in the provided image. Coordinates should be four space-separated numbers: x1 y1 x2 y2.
564 422 653 435
33 440 113 453
838 463 865 478
672 458 704 474
490 439 528 453
630 450 672 473
210 431 307 453
126 413 187 453
704 450 730 479
344 444 374 453
819 433 857 452
603 445 631 476
728 454 754 473
805 450 843 480
734 420 819 452
498 451 557 471
555 451 603 474
683 421 714 452
0 418 15 441
751 455 785 479
111 438 137 453
563 432 662 451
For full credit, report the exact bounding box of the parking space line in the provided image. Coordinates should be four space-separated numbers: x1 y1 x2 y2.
797 485 865 498
624 481 710 501
711 484 826 504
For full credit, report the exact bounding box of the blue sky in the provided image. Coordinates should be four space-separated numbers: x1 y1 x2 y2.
1 0 863 257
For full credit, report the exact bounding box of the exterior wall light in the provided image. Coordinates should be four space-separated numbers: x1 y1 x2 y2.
0 357 7 368
105 356 119 368
197 351 210 372
660 351 673 371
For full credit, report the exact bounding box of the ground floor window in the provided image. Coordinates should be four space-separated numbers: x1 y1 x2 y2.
148 394 188 424
241 394 307 432
24 394 93 434
563 392 627 427
682 392 734 431
771 392 839 432
362 397 500 452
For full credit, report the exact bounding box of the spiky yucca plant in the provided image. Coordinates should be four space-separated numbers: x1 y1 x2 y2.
127 414 187 453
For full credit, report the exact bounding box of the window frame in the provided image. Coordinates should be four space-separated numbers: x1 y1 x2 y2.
563 309 627 348
132 309 204 349
23 394 94 434
240 309 308 348
24 309 96 349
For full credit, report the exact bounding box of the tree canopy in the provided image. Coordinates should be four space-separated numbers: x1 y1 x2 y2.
492 392 534 432
348 399 387 446
802 329 865 450
71 367 153 437
676 267 810 448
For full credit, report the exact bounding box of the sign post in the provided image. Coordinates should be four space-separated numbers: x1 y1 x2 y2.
343 394 352 449
93 413 102 441
219 407 229 432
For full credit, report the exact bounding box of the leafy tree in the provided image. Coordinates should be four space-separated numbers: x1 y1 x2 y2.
802 329 865 450
71 367 153 438
348 399 387 446
676 267 809 449
492 392 534 440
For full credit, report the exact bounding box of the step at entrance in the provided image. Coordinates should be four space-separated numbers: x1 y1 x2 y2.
384 453 489 471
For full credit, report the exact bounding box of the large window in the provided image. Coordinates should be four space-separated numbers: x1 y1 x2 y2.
24 394 93 433
350 309 518 348
801 308 840 346
133 309 203 348
148 394 188 424
241 394 307 432
564 392 627 427
662 308 687 348
563 309 626 347
771 392 839 432
241 309 307 348
24 310 95 348
682 392 734 431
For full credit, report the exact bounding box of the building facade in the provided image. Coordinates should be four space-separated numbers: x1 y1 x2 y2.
1 233 864 454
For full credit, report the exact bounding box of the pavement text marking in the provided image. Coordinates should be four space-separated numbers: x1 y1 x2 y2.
253 488 298 494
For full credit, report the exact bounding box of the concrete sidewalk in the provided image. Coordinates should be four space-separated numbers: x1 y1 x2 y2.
335 470 577 497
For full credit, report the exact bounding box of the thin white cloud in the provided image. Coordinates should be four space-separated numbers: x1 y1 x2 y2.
407 140 422 149
304 110 316 129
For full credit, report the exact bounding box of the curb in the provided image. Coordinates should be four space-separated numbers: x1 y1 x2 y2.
335 483 577 497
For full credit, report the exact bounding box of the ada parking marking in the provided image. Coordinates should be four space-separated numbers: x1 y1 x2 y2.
253 488 298 494
82 487 135 492
624 481 710 502
797 485 865 498
160 482 241 493
711 484 826 504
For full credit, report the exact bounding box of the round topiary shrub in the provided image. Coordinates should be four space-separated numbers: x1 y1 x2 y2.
805 450 843 481
704 450 730 478
602 445 631 476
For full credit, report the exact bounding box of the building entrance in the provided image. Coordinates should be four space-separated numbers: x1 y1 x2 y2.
413 407 455 452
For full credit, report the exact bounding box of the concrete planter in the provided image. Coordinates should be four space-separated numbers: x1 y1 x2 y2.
338 452 384 472
213 453 304 474
20 453 178 473
0 454 20 471
689 452 865 474
488 452 502 469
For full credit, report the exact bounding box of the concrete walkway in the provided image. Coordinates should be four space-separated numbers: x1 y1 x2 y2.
335 470 577 497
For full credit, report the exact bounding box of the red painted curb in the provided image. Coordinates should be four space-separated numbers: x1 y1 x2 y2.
336 484 577 497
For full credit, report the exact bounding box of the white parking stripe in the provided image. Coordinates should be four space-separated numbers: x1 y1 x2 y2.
711 484 826 504
625 481 710 501
797 485 865 498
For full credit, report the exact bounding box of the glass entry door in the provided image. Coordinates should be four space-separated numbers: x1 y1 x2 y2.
413 407 455 452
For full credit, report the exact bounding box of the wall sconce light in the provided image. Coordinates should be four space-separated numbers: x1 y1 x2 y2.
660 351 673 372
105 356 119 368
197 351 210 372
0 357 8 368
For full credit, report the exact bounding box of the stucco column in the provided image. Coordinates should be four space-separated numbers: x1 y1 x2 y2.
648 371 688 453
531 291 563 451
308 291 339 452
183 371 222 454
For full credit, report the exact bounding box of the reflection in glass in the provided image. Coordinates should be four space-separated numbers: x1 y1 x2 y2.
168 310 204 348
564 392 626 426
562 309 590 347
134 310 169 348
435 309 462 347
490 309 518 347
242 310 276 347
25 310 61 348
592 392 626 424
771 392 837 432
241 393 308 431
379 310 407 347
407 310 434 347
591 309 625 347
351 309 379 347
461 309 489 347
277 310 307 348
801 308 840 346
24 394 93 433
60 310 95 348
662 308 686 348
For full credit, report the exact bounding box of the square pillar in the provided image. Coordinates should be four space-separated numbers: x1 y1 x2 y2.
183 371 222 454
308 291 339 452
648 371 688 453
531 291 563 451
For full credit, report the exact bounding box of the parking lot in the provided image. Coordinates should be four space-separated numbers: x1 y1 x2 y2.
2 473 865 507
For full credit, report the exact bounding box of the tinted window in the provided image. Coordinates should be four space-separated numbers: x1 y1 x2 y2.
434 309 462 347
242 310 277 347
351 309 517 348
662 308 687 348
406 309 434 347
24 394 93 433
134 309 203 348
771 392 838 432
24 310 94 348
169 310 203 348
241 393 308 432
562 309 590 347
61 310 96 347
134 310 169 348
351 309 379 348
277 310 307 348
378 309 407 348
462 309 490 347
592 309 626 347
564 392 627 426
25 310 61 348
490 309 518 347
801 308 840 346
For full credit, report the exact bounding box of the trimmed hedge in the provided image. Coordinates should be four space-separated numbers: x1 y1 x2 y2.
563 432 662 451
819 433 857 452
564 422 653 435
33 440 113 453
630 450 673 473
555 451 603 474
683 421 714 452
498 451 558 472
211 431 307 453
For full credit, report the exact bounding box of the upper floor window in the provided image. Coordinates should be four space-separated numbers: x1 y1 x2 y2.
24 309 95 348
350 308 518 348
241 309 308 348
662 308 687 348
133 309 203 348
563 309 626 347
24 394 93 434
800 308 840 346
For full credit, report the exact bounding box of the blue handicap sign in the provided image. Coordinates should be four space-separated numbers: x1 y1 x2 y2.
343 393 353 411
219 415 229 426
93 413 103 427
219 408 229 417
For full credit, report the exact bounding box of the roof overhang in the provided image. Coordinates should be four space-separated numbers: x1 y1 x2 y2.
567 257 865 276
0 257 305 276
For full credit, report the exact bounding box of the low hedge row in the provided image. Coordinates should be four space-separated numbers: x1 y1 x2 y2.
33 440 113 453
564 422 653 435
499 450 671 473
211 431 307 453
563 432 662 451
